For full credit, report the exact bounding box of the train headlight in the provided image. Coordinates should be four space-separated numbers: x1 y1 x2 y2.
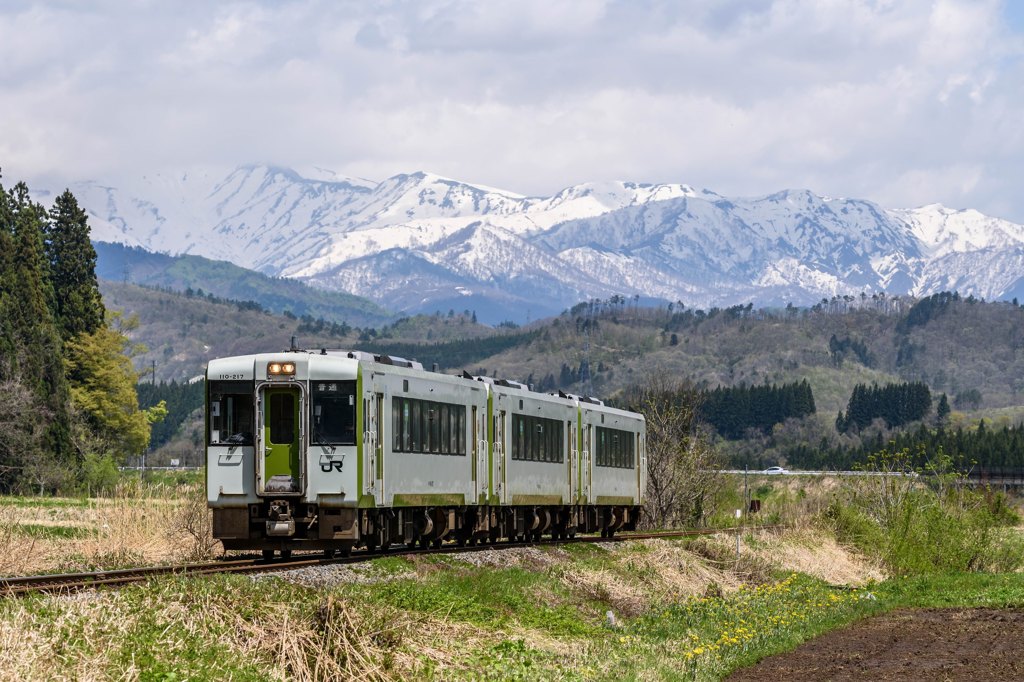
267 361 296 376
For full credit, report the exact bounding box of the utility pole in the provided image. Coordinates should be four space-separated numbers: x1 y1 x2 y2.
152 360 157 386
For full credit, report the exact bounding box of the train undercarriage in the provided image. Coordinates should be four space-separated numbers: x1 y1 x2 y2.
215 500 640 559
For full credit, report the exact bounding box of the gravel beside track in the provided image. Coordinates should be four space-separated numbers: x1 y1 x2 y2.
0 526 775 597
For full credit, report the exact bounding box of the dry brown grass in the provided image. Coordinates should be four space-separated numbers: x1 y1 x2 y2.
706 526 886 586
0 593 134 681
0 522 889 680
0 507 48 575
0 482 220 576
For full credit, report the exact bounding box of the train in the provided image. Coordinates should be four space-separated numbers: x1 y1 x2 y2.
206 346 647 558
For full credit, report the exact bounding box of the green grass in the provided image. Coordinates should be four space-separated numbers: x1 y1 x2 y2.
0 496 93 509
353 559 599 638
3 537 1024 680
614 574 887 679
13 524 94 540
118 468 204 487
880 572 1024 609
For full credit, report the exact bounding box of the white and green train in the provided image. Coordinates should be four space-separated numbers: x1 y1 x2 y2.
206 348 646 557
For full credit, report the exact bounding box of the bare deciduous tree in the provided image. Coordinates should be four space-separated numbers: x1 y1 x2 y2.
622 373 722 529
0 376 47 491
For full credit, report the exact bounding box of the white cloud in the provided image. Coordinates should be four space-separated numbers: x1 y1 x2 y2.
1 0 1022 222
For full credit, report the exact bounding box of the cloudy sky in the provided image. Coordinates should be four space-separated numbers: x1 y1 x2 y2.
3 0 1023 221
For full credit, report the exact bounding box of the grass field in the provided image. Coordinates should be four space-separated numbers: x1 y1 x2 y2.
0 473 1020 680
0 480 213 576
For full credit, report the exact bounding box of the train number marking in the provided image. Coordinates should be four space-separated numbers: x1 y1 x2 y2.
218 373 245 380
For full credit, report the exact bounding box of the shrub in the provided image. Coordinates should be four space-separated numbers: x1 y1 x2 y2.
825 447 1022 575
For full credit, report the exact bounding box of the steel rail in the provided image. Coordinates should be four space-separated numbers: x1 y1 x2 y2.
0 525 782 597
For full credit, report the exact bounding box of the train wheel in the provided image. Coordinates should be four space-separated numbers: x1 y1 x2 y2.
262 549 274 561
323 549 335 559
280 549 292 561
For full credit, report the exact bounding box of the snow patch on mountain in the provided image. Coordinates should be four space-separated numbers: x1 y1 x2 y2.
45 164 1024 321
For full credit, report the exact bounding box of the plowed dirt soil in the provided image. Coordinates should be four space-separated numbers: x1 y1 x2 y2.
727 608 1024 681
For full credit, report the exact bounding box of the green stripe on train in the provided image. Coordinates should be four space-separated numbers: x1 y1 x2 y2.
510 494 563 505
595 496 635 505
391 493 467 507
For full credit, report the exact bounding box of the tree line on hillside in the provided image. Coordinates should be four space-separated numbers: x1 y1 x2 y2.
897 291 962 333
828 335 874 368
0 176 162 493
700 381 816 440
137 380 205 450
361 330 540 371
835 382 932 433
781 420 1024 473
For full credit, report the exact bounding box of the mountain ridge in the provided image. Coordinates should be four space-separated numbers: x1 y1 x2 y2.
45 165 1024 323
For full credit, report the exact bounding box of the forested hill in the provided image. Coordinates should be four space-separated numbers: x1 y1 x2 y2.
112 283 1024 420
115 275 1024 470
94 242 392 327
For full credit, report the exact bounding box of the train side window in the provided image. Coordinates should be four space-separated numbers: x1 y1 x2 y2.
440 403 450 455
311 381 357 445
555 420 563 462
452 406 461 455
430 402 441 453
403 399 411 450
410 400 421 451
393 397 467 456
595 426 633 468
389 399 401 450
537 421 546 461
512 415 523 460
208 380 254 445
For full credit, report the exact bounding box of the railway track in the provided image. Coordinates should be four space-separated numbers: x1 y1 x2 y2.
0 525 780 597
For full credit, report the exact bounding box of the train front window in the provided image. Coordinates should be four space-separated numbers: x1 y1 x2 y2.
312 381 357 445
209 380 254 445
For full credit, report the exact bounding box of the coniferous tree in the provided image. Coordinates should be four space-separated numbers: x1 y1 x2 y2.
3 182 72 462
0 184 15 364
46 190 105 339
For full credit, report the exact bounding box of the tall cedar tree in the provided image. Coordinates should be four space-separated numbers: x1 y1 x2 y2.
2 182 72 459
46 190 105 338
0 186 15 363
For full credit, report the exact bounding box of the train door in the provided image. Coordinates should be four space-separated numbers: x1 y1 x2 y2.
582 423 592 503
568 419 578 504
363 390 384 505
637 431 646 504
472 405 487 503
493 409 507 503
259 385 302 494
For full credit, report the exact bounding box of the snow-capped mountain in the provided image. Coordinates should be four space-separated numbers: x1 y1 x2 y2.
50 165 1024 323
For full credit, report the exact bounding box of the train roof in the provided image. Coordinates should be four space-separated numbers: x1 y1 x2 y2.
205 349 636 418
